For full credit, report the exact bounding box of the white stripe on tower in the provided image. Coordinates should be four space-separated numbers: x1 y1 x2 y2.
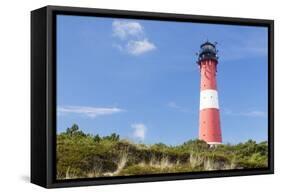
199 89 219 110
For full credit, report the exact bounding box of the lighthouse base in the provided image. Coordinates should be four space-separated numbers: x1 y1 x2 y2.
207 142 222 148
207 142 222 145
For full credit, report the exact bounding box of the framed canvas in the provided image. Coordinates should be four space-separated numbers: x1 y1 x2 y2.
31 5 274 188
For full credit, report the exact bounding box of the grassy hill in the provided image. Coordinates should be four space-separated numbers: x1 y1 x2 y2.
56 124 268 180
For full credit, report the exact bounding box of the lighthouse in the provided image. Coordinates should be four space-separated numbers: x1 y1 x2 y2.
197 41 222 145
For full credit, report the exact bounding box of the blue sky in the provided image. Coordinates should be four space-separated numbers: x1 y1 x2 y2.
56 15 268 145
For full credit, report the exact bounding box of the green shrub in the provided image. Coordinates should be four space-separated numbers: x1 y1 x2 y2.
56 124 268 179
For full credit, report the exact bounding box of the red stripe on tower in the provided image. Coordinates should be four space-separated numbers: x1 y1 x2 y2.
197 41 222 145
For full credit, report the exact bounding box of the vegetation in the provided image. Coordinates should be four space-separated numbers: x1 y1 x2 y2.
56 124 268 179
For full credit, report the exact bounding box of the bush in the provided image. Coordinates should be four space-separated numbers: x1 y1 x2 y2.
56 124 268 179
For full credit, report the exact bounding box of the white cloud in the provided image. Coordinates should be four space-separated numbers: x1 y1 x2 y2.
112 20 156 56
223 109 267 118
240 110 267 118
131 123 147 141
112 20 143 39
126 39 156 55
167 101 190 113
112 43 124 51
58 106 124 118
220 32 267 62
167 101 180 109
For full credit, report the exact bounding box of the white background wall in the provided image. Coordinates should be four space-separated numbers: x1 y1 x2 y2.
0 0 279 193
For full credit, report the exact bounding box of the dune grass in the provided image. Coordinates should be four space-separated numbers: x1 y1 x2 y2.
56 124 268 179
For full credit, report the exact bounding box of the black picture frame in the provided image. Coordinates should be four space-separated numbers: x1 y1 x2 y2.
31 5 274 188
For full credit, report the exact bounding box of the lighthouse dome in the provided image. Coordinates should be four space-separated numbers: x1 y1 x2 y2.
197 41 218 63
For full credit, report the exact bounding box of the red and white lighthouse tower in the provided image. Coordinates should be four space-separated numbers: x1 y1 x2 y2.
197 41 222 145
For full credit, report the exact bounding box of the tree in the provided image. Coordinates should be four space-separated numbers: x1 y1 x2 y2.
182 139 209 152
66 124 83 136
93 134 101 142
103 133 120 141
